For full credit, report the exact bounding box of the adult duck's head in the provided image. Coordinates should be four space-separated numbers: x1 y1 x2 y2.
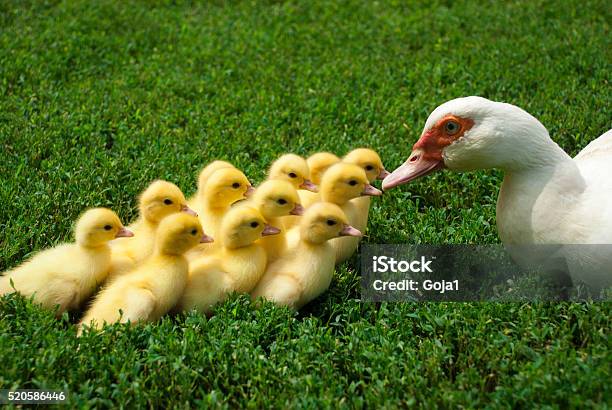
382 96 552 190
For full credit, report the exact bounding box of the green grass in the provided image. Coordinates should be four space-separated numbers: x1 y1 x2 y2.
1 0 610 407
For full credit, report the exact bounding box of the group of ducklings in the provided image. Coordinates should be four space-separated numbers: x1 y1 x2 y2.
0 149 387 333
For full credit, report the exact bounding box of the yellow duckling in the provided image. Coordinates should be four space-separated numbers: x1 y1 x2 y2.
247 179 304 262
343 148 389 235
109 180 197 278
344 148 389 183
287 163 381 263
79 213 209 332
1 208 132 315
267 153 318 192
251 202 362 309
187 160 236 206
297 152 342 211
307 152 341 185
189 167 253 238
178 206 280 314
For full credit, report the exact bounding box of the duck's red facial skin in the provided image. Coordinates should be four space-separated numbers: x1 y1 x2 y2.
413 115 475 161
382 115 474 191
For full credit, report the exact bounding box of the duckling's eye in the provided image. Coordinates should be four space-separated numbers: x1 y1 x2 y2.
365 165 374 171
288 172 297 178
445 120 460 135
250 221 259 228
326 219 337 226
104 225 112 231
190 229 197 235
232 182 240 189
164 199 173 205
348 180 358 186
277 198 287 205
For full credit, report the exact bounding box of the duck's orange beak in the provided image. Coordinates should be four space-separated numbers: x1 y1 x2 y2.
300 179 318 192
181 204 198 217
115 227 134 238
339 224 362 237
200 233 214 243
289 203 305 216
262 224 281 236
362 184 382 196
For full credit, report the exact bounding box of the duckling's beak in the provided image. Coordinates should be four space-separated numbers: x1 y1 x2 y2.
200 233 214 243
289 203 305 216
115 227 134 238
244 185 256 198
300 179 318 192
377 168 390 180
181 205 198 217
339 224 362 237
362 184 382 196
262 224 281 236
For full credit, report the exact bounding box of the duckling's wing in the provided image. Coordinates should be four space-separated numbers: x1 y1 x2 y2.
120 287 156 323
251 273 301 309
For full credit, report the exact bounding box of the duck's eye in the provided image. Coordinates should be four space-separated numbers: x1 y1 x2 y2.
288 172 297 178
250 221 259 228
232 182 240 189
277 198 287 205
365 165 374 171
326 219 337 226
348 180 358 186
190 229 197 235
164 199 173 205
445 120 460 135
104 225 112 231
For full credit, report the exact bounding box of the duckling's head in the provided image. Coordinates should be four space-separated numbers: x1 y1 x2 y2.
299 202 362 244
268 154 317 192
307 152 341 185
139 180 197 224
220 206 280 249
75 208 133 248
344 148 389 183
319 163 382 204
251 180 303 220
155 213 212 255
203 168 253 207
197 160 235 193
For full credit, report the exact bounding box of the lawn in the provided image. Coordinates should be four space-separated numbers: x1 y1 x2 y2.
0 0 610 407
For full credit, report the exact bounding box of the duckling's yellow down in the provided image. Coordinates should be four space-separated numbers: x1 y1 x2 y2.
108 180 196 279
179 206 279 314
343 148 388 234
79 213 206 332
1 208 131 315
247 179 303 262
251 202 361 309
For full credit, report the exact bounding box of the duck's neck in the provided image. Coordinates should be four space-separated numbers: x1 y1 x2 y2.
203 196 231 213
321 190 349 206
151 249 184 260
502 136 572 173
141 218 159 231
78 242 110 252
496 140 585 244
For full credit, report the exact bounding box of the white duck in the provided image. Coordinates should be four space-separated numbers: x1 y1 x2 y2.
383 96 612 291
